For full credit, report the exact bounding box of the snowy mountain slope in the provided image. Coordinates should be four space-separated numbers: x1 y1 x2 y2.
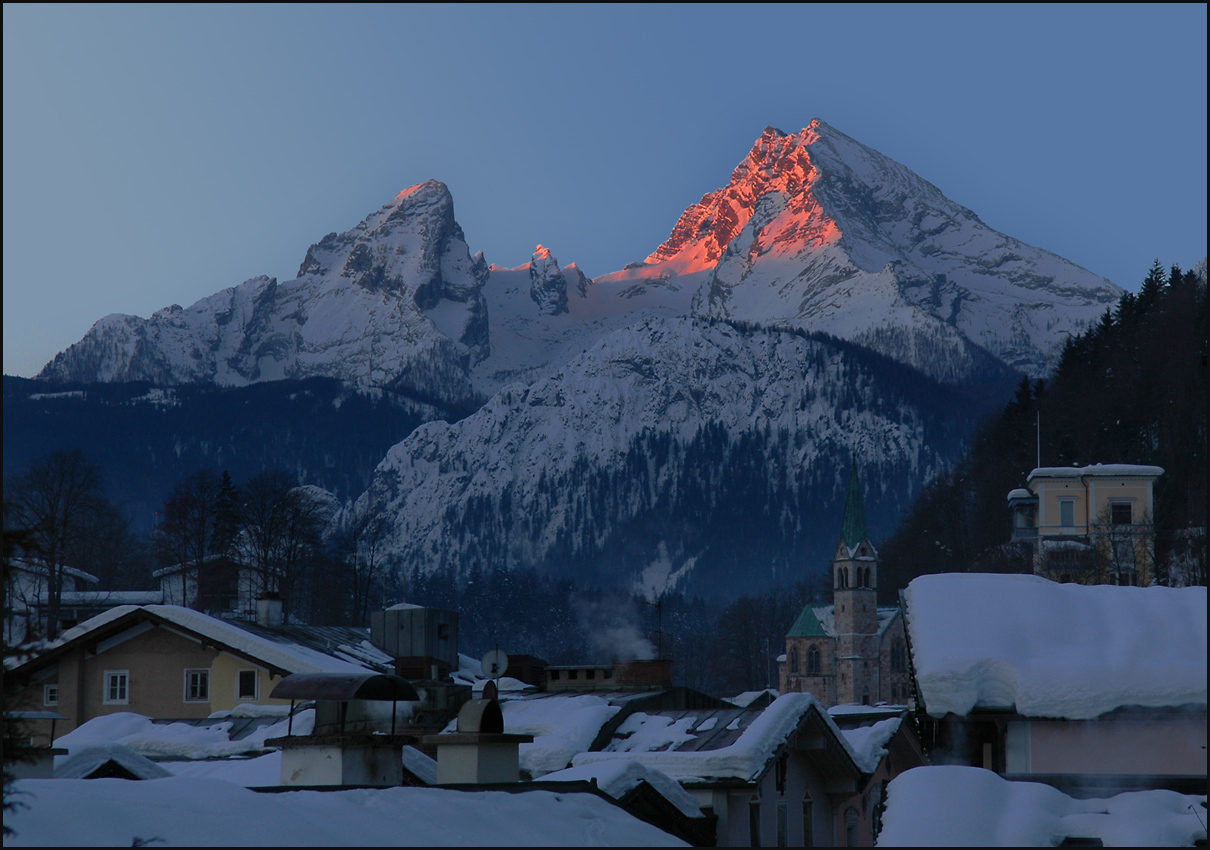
38 181 490 408
358 317 978 595
469 247 707 396
639 121 1120 378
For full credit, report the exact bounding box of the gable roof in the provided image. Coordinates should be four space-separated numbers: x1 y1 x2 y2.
904 573 1207 719
570 693 864 786
6 605 372 677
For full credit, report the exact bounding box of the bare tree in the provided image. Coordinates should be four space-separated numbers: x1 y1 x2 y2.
4 451 105 639
156 470 223 608
332 500 392 626
238 472 327 620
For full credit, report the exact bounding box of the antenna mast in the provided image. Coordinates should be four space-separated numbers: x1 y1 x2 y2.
1036 410 1041 469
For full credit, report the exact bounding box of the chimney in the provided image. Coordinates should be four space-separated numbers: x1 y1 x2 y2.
256 592 283 627
422 697 532 784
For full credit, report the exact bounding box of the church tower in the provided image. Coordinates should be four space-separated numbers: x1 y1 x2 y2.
832 460 879 705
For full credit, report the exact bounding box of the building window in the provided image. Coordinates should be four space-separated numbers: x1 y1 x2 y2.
237 670 258 701
550 670 560 681
845 806 859 847
891 641 907 673
749 798 761 847
776 800 788 847
790 647 799 674
103 671 129 705
1111 502 1133 525
437 622 450 640
775 753 788 793
807 645 821 676
43 684 59 706
586 669 596 680
802 795 814 847
1059 499 1075 528
568 669 578 680
862 688 870 706
184 669 210 702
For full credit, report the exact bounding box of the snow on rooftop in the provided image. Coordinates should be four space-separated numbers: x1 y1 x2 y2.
11 605 373 675
905 574 1208 719
878 765 1207 847
5 778 688 847
572 693 860 783
162 751 283 787
495 694 622 776
726 688 779 707
1027 464 1164 481
837 716 901 774
55 710 315 761
401 745 438 785
543 760 704 818
54 743 173 780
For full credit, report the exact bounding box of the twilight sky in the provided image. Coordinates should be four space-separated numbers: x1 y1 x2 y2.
3 4 1206 378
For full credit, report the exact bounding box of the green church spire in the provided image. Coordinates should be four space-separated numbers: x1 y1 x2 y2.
840 459 869 551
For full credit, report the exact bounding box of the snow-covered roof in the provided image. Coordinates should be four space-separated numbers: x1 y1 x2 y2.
726 688 779 708
9 605 373 675
543 761 704 818
53 743 173 780
5 778 688 846
9 558 99 584
55 709 315 760
878 765 1206 847
401 745 438 785
837 716 902 774
459 693 621 777
904 574 1208 719
1007 488 1034 502
1027 464 1164 483
571 693 863 784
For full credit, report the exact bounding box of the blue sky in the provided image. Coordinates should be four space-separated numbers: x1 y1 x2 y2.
4 4 1206 377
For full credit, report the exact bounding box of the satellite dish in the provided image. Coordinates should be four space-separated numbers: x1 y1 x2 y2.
481 649 509 680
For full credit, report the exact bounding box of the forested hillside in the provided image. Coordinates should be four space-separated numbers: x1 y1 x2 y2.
879 260 1208 599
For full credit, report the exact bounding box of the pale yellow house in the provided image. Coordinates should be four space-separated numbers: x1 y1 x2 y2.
1008 463 1163 585
4 603 389 745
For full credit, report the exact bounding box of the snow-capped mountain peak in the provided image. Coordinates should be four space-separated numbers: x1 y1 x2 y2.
39 179 490 407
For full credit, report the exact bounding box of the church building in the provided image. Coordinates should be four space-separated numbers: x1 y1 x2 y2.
778 462 911 707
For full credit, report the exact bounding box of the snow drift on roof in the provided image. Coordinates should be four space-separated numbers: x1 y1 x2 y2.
838 716 902 774
543 760 704 818
56 710 315 761
878 765 1206 847
904 574 1207 719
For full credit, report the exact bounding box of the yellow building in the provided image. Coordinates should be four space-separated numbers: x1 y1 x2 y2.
1008 464 1163 585
4 602 392 745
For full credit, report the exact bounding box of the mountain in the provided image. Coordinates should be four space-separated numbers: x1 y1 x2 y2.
20 119 1126 597
38 181 490 409
637 121 1120 380
356 317 989 597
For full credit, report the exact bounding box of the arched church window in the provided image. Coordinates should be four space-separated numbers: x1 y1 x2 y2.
790 647 799 674
807 645 821 675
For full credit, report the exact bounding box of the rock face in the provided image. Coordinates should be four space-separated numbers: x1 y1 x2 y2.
38 181 489 408
529 245 570 315
655 121 1120 378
